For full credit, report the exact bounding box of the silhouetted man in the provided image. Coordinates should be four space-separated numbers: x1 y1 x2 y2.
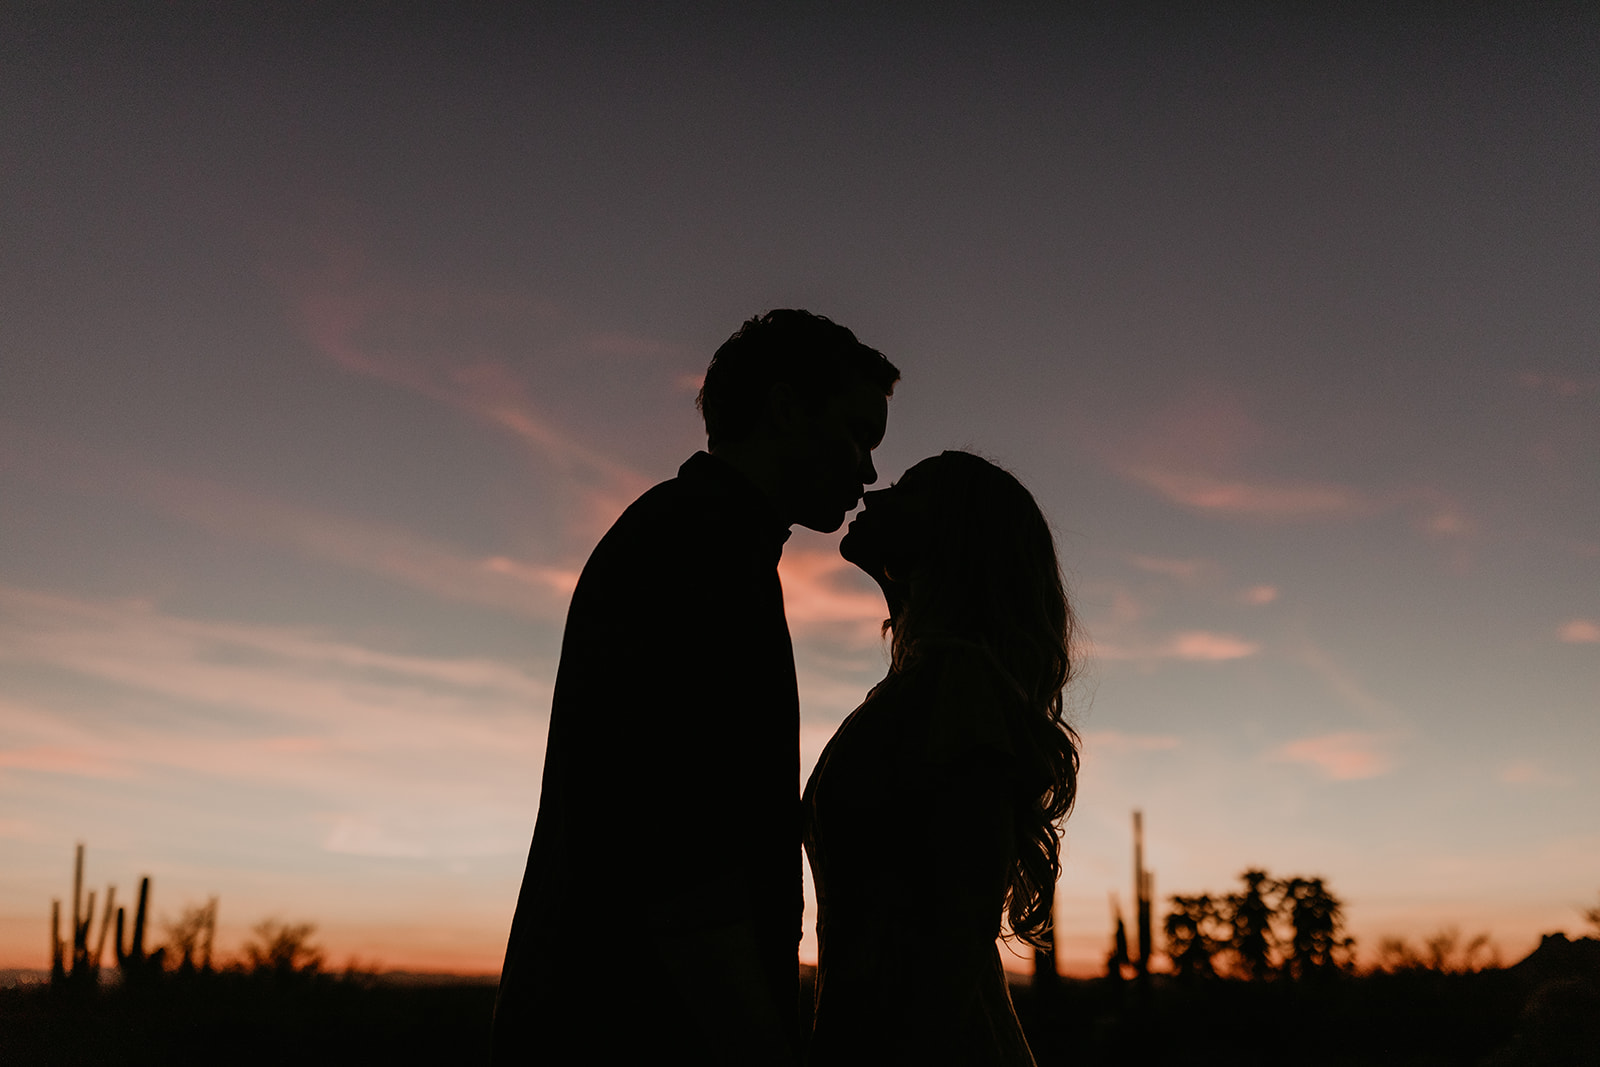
493 310 899 1065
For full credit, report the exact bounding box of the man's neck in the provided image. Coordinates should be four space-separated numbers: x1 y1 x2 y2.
707 443 788 527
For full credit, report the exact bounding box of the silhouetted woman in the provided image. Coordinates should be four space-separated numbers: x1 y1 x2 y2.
802 451 1079 1066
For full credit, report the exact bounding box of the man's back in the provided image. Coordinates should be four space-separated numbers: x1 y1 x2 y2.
493 453 800 1062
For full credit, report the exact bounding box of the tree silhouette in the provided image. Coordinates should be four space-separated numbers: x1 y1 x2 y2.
1225 869 1277 980
1374 926 1495 974
1164 894 1224 980
244 919 324 978
162 898 219 974
1164 869 1354 980
1583 891 1600 937
1280 877 1353 977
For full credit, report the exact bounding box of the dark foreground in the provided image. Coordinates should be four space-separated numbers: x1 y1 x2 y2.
2 962 1596 1066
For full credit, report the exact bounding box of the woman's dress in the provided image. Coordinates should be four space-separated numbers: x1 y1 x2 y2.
802 640 1040 1066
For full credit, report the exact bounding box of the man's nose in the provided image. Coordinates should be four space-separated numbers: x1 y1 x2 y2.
859 453 878 486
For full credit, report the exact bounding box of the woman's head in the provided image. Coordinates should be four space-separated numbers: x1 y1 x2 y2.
843 450 1080 946
844 451 1072 688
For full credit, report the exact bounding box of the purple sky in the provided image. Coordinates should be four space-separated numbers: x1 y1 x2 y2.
2 5 1597 973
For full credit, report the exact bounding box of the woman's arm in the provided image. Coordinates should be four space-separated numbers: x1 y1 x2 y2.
892 751 1019 1049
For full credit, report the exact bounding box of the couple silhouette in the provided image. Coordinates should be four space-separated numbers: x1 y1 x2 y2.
492 310 1080 1066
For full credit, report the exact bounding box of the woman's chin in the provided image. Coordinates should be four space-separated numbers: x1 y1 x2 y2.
838 529 878 573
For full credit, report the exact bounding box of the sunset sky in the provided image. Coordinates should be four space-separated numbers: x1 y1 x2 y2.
3 5 1597 976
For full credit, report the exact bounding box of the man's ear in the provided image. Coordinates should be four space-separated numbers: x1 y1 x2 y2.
764 381 807 436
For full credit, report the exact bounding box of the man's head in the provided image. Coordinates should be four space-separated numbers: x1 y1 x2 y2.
698 309 900 533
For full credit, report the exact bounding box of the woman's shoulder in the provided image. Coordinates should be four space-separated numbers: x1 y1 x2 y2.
898 637 1028 768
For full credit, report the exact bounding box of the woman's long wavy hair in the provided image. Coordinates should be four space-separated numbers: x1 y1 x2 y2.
887 451 1080 948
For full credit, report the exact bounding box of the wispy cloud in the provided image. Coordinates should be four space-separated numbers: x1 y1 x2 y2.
1171 631 1262 660
0 744 126 779
132 473 583 619
1083 730 1181 753
583 331 689 360
1517 370 1599 398
322 816 430 859
778 547 886 645
1092 386 1378 522
1239 584 1279 605
1120 466 1376 520
1091 630 1261 664
1287 637 1402 728
0 586 550 801
285 248 653 537
142 470 582 620
0 818 37 840
1270 732 1394 781
2 423 579 620
1089 385 1505 544
1497 759 1571 787
1558 618 1600 644
1127 555 1219 583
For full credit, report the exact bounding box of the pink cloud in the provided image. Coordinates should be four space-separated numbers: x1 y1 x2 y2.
778 548 887 644
1127 555 1217 583
1171 631 1261 660
1420 511 1473 537
1120 466 1375 520
1 425 581 620
582 331 688 360
1083 731 1181 753
1126 388 1266 471
483 556 581 598
322 816 429 859
0 745 125 779
1171 633 1254 659
1240 585 1279 605
1092 386 1379 523
1558 618 1600 644
0 586 551 753
1497 759 1570 787
1288 639 1399 724
0 819 37 840
140 472 583 619
285 251 650 509
1270 732 1393 781
1517 371 1599 398
1090 629 1260 664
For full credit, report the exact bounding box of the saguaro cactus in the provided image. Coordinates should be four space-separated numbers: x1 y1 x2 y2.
1132 810 1154 980
50 900 66 985
92 885 116 971
50 844 110 988
116 875 159 981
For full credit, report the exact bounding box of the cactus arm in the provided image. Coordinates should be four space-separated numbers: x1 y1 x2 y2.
131 876 149 958
50 899 65 984
71 845 83 971
93 885 116 969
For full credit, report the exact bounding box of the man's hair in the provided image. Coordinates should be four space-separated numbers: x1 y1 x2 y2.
696 309 900 449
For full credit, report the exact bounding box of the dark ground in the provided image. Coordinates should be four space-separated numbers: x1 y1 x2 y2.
2 959 1596 1066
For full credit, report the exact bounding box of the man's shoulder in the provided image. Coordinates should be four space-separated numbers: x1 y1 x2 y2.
602 454 768 544
580 463 722 573
600 468 704 542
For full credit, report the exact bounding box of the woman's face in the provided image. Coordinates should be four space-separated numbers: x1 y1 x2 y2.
839 458 939 587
